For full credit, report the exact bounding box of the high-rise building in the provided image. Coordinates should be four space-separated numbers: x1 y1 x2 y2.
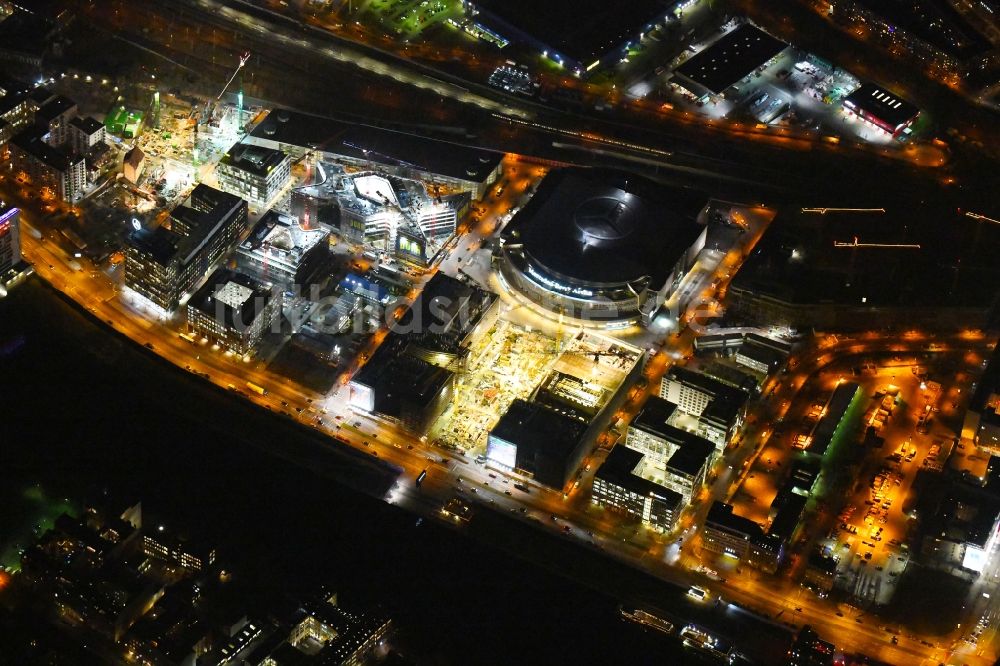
124 185 248 312
216 142 292 210
68 116 106 155
591 445 684 532
626 396 716 503
33 95 77 147
236 209 329 288
185 268 281 357
0 205 21 275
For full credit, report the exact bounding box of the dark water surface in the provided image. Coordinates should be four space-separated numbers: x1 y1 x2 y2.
0 279 710 665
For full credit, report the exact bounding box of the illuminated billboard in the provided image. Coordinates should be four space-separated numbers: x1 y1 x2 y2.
487 436 517 470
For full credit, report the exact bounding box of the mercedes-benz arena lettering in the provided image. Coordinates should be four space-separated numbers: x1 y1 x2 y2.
498 168 708 326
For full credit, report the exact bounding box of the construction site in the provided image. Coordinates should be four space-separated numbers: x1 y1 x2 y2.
428 318 643 453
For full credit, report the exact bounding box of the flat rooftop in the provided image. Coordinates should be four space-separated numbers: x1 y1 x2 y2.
11 128 80 171
675 24 786 94
248 109 502 183
353 332 454 412
631 396 680 438
843 83 919 130
220 143 288 178
127 226 179 266
666 437 714 477
597 445 684 505
490 398 587 461
69 116 104 136
187 268 274 329
667 366 750 404
35 95 76 123
469 0 670 66
705 501 765 538
393 272 497 354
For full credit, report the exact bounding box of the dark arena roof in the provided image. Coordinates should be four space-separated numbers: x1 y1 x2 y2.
248 109 502 183
501 168 705 290
843 83 919 130
675 24 786 94
469 0 671 67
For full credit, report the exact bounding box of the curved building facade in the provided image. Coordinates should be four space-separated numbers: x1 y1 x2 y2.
498 168 707 325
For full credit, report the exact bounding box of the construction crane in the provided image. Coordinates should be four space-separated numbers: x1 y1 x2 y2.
965 211 1000 226
199 51 251 128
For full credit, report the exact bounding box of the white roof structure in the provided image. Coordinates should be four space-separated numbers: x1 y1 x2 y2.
213 281 255 310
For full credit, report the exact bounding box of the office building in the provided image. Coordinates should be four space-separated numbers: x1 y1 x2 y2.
660 366 747 417
0 10 60 67
702 501 783 572
9 128 86 202
827 0 988 78
186 268 281 357
803 552 838 594
592 445 684 532
141 532 215 574
487 398 589 490
658 367 749 449
498 168 707 325
320 167 467 265
236 209 329 288
348 332 457 433
125 185 248 312
917 473 1000 574
727 206 1000 330
787 625 836 665
216 142 292 210
0 77 35 145
626 396 716 503
735 339 787 374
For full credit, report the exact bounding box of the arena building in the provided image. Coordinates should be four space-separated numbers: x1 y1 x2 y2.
497 168 707 326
